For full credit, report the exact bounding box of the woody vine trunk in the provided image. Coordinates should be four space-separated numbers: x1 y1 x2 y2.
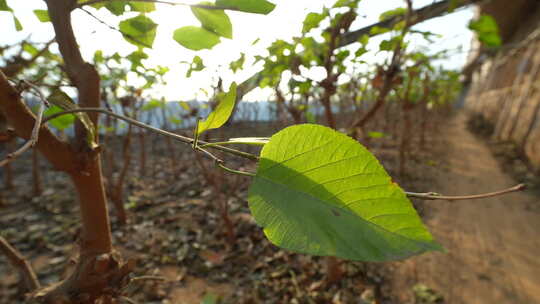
0 0 133 301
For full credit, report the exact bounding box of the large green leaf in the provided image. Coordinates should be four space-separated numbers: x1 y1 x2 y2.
119 14 157 48
173 26 220 51
216 0 275 14
192 2 233 39
197 82 237 135
248 124 442 261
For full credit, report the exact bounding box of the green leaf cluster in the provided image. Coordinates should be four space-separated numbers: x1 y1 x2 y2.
173 0 275 50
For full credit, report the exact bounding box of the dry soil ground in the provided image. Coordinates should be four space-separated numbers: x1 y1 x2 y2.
390 113 540 304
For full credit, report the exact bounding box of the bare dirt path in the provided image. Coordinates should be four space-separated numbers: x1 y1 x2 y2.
391 113 540 304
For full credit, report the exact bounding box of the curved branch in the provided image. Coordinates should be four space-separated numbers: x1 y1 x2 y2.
0 236 40 292
339 0 483 47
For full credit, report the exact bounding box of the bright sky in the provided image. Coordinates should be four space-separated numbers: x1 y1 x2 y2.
1 0 475 101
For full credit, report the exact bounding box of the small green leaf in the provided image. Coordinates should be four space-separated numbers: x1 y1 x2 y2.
186 55 205 77
248 124 442 261
368 131 389 139
192 2 233 39
0 0 11 11
379 7 406 21
468 14 501 47
358 34 369 45
216 0 275 14
179 101 191 111
33 10 50 22
302 12 326 34
173 26 220 51
48 90 98 149
379 39 394 51
23 44 39 56
369 26 390 35
44 105 75 130
379 36 402 52
142 99 164 111
127 50 149 69
12 15 22 31
197 82 237 135
128 2 155 12
119 14 157 48
333 0 358 8
93 50 104 63
168 116 183 125
229 53 245 72
105 1 127 15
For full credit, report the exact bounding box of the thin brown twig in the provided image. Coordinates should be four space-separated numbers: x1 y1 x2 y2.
0 81 48 168
42 107 259 161
406 184 526 201
0 236 41 291
128 275 167 283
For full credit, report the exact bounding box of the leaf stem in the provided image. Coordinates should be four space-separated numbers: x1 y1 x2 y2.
406 184 526 201
217 162 255 177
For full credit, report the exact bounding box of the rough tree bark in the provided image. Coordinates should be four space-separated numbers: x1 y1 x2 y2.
0 0 133 301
